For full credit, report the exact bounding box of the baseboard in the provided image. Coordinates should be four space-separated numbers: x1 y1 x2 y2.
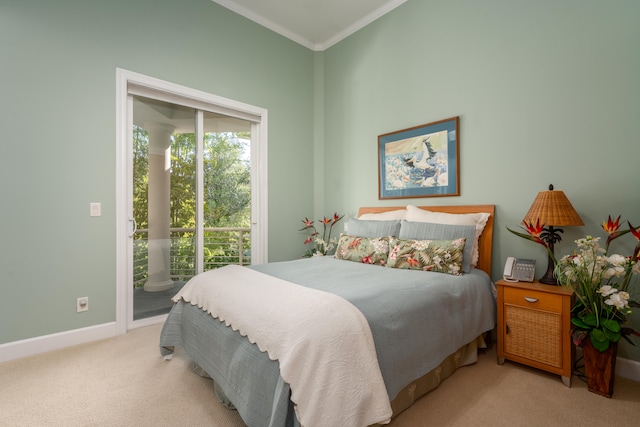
617 356 640 382
0 322 119 363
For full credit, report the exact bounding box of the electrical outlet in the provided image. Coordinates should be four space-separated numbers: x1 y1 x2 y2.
77 297 89 312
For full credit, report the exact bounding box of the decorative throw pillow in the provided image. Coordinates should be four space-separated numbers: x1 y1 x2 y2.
346 218 401 238
388 238 466 276
334 234 391 266
399 221 476 273
405 205 489 267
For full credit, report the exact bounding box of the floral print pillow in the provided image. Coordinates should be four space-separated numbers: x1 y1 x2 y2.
388 238 466 276
334 234 391 266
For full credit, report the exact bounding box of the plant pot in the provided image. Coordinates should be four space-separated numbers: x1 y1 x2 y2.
582 339 617 398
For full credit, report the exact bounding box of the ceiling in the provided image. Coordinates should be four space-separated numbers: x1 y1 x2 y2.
211 0 407 51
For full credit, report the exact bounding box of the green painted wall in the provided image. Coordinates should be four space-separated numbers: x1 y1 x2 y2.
322 0 640 360
0 0 314 343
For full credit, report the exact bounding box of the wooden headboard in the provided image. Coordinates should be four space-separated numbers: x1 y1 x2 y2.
357 205 495 276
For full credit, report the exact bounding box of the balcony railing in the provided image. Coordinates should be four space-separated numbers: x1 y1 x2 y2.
133 227 251 288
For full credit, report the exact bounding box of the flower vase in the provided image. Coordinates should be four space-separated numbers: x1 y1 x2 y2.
582 339 617 398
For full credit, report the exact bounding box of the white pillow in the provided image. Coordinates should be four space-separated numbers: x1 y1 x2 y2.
358 209 406 221
405 205 490 267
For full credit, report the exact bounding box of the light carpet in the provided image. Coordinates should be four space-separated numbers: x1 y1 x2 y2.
1 323 638 426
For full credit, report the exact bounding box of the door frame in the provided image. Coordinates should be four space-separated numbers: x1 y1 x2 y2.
115 68 268 333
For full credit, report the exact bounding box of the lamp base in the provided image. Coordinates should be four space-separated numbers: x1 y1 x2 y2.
539 275 558 286
539 252 558 285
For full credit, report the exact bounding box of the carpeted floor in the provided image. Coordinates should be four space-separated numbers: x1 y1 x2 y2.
1 323 639 426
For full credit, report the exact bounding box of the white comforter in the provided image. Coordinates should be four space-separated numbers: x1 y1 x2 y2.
172 264 392 427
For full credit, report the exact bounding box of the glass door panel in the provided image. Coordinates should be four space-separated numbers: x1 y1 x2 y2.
132 96 195 320
202 111 252 272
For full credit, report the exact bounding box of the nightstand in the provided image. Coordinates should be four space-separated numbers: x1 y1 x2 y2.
496 279 575 387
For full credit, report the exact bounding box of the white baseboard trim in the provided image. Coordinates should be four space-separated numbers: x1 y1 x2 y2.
0 322 119 363
617 356 640 382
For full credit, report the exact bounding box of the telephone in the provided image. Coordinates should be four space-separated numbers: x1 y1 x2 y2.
503 257 536 282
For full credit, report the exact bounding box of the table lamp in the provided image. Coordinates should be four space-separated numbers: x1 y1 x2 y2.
523 184 584 285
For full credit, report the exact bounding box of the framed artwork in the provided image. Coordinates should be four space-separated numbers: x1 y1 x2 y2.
378 116 460 199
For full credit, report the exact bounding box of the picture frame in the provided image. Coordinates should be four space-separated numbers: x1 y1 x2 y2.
378 116 460 199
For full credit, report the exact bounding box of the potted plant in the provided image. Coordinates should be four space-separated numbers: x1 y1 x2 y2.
299 213 344 257
554 216 640 397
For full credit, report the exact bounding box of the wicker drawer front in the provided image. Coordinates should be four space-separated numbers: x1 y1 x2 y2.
504 304 562 368
503 287 562 312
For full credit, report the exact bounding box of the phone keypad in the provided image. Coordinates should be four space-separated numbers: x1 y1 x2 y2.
515 261 535 281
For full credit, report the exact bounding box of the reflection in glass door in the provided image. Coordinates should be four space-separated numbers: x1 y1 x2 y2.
131 96 251 320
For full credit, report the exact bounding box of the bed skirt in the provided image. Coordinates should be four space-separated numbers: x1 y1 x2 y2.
191 334 486 425
377 334 486 424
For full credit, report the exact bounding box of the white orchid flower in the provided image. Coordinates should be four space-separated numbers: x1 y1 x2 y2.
597 285 617 297
608 254 627 266
603 265 626 279
605 292 629 308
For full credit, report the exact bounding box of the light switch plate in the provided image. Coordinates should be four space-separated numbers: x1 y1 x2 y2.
90 202 101 217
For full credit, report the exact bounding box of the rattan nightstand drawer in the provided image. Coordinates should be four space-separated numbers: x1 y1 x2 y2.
503 286 562 312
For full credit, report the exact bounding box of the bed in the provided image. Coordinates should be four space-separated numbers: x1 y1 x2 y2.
160 204 496 426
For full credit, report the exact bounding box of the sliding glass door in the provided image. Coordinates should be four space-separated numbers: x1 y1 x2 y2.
116 68 268 332
131 96 252 321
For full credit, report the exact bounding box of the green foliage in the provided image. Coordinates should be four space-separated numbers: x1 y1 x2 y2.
134 126 250 230
133 126 149 230
201 132 251 227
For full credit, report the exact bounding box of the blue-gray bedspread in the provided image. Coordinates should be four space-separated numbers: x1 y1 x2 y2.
160 256 496 426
